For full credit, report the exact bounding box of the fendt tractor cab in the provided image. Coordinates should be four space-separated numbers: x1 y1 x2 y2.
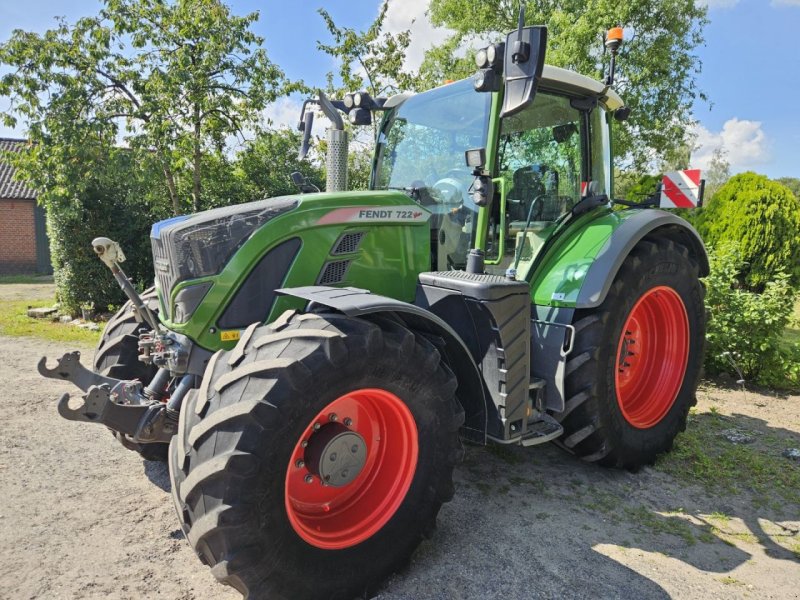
40 14 708 600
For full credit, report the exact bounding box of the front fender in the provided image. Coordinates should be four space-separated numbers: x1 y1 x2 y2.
529 208 708 309
275 285 490 443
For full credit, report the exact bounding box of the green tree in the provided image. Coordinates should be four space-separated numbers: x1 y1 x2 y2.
317 2 414 104
315 0 414 172
703 244 800 388
703 147 731 200
422 0 708 170
0 0 287 214
236 128 324 199
48 148 169 314
777 177 800 202
696 172 800 289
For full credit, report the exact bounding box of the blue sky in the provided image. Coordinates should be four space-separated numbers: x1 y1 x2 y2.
1 0 798 178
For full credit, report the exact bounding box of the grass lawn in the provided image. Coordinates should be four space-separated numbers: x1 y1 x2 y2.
0 298 101 344
785 297 800 346
0 274 54 284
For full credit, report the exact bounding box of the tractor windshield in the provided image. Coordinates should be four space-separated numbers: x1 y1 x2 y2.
373 79 491 269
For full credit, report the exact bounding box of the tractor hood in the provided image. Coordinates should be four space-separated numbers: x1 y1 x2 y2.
150 190 431 334
151 195 299 294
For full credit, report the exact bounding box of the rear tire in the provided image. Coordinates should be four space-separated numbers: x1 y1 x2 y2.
169 311 464 600
94 288 168 462
555 237 705 468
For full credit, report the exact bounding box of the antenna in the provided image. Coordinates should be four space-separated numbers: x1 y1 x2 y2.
511 3 530 63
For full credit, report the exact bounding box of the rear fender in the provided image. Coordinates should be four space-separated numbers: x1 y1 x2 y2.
530 209 708 309
276 286 490 443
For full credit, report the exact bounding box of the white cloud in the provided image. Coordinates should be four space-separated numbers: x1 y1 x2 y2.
691 118 769 172
382 0 452 72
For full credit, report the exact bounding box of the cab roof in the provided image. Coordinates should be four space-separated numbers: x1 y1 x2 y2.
384 65 625 112
540 65 624 111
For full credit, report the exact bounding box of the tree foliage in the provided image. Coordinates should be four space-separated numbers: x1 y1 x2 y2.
421 0 708 170
695 173 800 289
702 147 731 200
315 1 414 165
317 1 414 102
236 128 324 200
777 177 800 202
48 149 168 314
0 0 287 214
704 244 800 388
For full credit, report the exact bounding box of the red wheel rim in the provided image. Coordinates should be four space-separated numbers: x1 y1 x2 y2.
284 388 418 549
615 286 689 429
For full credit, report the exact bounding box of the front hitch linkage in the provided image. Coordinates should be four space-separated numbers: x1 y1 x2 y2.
38 351 176 443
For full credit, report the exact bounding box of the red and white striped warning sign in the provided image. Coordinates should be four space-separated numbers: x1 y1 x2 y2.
660 170 703 208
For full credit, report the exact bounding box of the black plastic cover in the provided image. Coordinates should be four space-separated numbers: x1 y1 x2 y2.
217 238 302 329
418 271 528 301
502 26 548 118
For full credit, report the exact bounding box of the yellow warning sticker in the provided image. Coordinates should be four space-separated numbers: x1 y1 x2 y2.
220 330 241 342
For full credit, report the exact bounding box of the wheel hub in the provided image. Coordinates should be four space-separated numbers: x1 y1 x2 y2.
614 285 689 429
305 423 367 487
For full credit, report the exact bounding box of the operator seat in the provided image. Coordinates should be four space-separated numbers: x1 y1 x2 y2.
508 165 568 234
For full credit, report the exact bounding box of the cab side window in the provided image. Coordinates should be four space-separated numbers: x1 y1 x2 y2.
500 93 583 227
485 92 585 275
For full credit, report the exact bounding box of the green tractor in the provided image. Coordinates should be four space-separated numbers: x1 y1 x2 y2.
40 17 707 600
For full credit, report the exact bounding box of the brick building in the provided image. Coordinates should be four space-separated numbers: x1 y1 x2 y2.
0 138 50 275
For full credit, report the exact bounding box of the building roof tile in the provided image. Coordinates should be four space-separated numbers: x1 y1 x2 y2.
0 138 37 200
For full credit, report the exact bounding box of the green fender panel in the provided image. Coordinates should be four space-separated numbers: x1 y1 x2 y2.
529 208 708 308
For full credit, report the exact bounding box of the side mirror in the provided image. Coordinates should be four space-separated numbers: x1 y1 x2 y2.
297 110 314 160
502 24 547 117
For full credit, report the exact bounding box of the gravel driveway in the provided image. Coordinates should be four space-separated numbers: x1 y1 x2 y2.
0 331 797 599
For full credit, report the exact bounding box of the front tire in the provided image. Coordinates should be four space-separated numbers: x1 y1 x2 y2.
169 312 464 600
94 288 168 462
555 237 705 468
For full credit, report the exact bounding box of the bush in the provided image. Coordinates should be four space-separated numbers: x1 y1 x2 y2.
704 244 800 389
695 173 800 289
48 151 169 315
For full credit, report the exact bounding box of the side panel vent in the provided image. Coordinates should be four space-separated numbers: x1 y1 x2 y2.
318 260 351 285
332 232 365 255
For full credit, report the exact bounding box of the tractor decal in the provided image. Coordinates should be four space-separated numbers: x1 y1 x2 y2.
317 205 430 225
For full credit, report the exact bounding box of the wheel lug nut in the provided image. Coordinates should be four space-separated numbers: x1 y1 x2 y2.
313 423 321 431
301 440 308 448
330 452 337 461
351 445 358 453
329 413 338 422
296 460 305 468
343 417 352 427
304 474 314 484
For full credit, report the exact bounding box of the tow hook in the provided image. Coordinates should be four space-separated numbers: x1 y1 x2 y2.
38 351 177 443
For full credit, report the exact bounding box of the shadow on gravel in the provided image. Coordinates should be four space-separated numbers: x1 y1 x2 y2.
378 409 799 599
131 404 798 599
143 459 171 492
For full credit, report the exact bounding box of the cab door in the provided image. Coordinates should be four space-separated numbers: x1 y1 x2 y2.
485 91 610 278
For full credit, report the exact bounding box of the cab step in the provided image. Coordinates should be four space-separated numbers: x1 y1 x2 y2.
520 412 563 447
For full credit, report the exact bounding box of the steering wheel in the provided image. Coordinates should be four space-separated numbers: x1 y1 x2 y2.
430 177 466 205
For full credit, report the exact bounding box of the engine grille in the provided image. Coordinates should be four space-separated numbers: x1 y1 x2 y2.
332 232 365 255
151 236 174 320
318 260 351 285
